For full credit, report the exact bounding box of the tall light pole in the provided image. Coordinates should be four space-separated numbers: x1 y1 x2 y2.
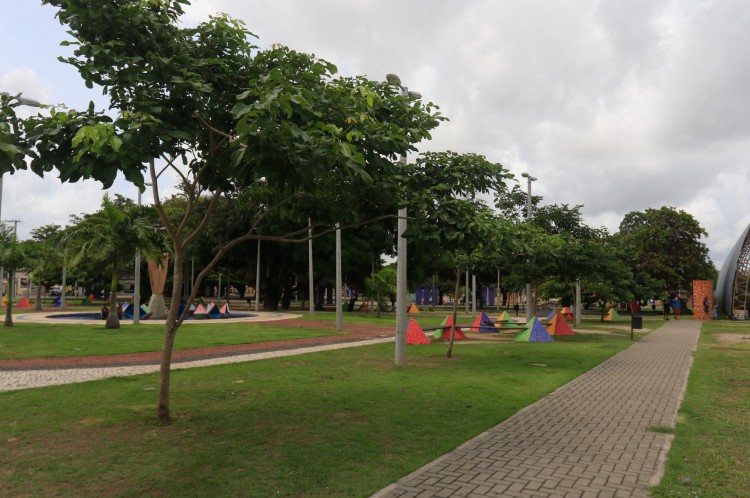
133 181 155 324
308 219 314 315
386 73 421 366
522 172 537 322
335 223 343 330
134 187 144 324
3 219 20 301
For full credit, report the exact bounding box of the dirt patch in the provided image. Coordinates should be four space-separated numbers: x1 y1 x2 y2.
715 333 750 345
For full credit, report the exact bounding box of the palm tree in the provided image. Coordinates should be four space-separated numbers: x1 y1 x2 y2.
0 224 27 327
25 225 65 311
66 194 164 329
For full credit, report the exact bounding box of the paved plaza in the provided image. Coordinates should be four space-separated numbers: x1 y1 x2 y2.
373 319 700 498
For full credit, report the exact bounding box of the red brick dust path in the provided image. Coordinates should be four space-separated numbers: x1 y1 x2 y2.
0 320 395 370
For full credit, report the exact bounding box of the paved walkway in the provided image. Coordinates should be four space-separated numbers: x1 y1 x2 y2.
372 319 701 498
0 318 396 392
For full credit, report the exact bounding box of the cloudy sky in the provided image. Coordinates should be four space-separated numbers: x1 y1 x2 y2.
2 0 750 269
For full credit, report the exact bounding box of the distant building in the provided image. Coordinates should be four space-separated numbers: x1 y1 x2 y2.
715 223 750 319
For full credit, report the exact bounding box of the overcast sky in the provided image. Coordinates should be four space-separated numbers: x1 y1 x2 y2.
2 0 750 269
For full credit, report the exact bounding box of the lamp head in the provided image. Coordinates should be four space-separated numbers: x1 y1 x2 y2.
386 73 402 86
1 92 42 107
18 96 42 107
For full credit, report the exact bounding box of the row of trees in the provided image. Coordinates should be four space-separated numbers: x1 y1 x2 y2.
0 0 715 421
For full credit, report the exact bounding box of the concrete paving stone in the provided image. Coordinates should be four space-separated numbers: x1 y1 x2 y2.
434 487 456 498
415 490 436 498
158 319 705 498
473 484 492 495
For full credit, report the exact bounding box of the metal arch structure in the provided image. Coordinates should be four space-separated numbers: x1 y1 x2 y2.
715 222 750 319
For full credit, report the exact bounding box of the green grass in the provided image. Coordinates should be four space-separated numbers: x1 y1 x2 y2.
0 333 634 497
0 320 346 359
651 320 750 497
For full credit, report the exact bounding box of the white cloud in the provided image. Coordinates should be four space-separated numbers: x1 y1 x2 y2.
3 0 750 276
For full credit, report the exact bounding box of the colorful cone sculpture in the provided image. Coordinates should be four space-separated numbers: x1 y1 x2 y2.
406 318 431 345
140 304 152 320
497 311 520 330
470 312 497 333
207 303 222 319
406 303 420 314
546 310 575 336
122 302 134 319
546 308 556 322
219 303 230 318
438 314 466 340
561 307 574 321
603 308 621 322
193 303 208 320
15 296 31 308
514 317 554 342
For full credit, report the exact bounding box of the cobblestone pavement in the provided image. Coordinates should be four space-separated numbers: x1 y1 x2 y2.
0 317 396 392
0 337 393 392
372 319 701 498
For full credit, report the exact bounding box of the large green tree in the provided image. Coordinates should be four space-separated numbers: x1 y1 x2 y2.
404 151 512 357
617 206 715 295
23 0 442 421
25 225 65 311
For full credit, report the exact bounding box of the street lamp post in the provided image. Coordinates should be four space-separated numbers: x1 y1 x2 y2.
134 187 144 324
522 172 537 322
386 73 421 367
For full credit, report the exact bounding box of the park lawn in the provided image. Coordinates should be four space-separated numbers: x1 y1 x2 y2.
0 320 347 359
651 320 750 497
0 333 634 498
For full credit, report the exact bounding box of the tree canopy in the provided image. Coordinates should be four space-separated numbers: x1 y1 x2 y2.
618 206 715 294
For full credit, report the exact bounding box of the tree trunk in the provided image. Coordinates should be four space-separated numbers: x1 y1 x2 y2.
35 277 43 311
105 266 120 329
157 252 184 422
3 280 12 327
157 321 178 422
446 268 461 358
376 289 381 318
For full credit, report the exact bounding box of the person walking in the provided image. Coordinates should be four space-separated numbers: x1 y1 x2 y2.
672 294 682 320
662 296 670 320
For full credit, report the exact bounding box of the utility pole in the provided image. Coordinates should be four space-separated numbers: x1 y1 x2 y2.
3 219 21 301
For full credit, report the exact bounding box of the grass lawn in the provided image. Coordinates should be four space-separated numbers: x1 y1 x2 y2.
0 320 347 359
0 331 636 497
651 320 750 497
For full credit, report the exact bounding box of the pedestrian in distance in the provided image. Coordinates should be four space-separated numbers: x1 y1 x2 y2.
672 295 682 320
662 296 670 320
